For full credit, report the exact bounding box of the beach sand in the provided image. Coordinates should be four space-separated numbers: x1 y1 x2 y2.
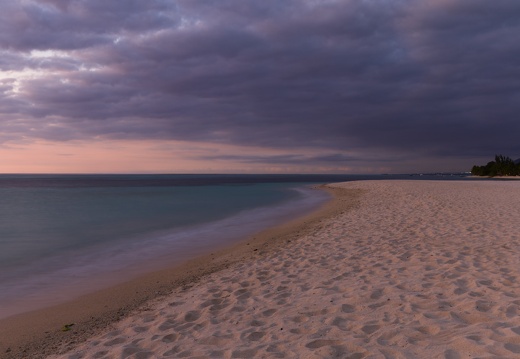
4 180 520 358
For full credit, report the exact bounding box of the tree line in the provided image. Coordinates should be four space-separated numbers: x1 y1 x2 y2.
471 155 520 176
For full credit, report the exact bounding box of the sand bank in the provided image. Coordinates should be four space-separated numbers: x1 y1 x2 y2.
5 180 520 358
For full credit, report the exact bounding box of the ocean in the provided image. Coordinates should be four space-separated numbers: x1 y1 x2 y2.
0 173 470 318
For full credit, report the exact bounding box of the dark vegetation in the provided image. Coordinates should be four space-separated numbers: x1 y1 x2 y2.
471 155 520 176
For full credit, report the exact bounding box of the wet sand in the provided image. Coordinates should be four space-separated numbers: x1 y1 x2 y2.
4 180 520 358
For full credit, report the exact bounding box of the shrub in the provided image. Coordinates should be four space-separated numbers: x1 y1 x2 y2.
471 155 520 176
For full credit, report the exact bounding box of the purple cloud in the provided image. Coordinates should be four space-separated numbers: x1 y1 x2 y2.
1 0 520 169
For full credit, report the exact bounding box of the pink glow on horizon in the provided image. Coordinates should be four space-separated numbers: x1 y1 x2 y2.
1 139 370 174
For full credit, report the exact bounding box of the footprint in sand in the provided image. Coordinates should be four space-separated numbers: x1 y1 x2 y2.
466 335 484 345
199 298 220 308
231 348 258 358
505 343 520 354
262 308 277 317
475 300 493 312
290 327 314 335
453 287 466 295
341 304 356 313
103 337 126 346
198 336 231 346
250 319 265 327
331 317 350 331
168 301 185 307
506 305 518 318
231 305 247 313
184 310 201 322
292 315 309 324
415 326 440 335
93 351 108 358
444 349 461 358
161 334 177 343
245 331 266 341
370 289 384 300
121 346 153 358
368 302 387 309
132 326 148 333
158 319 176 331
361 324 380 335
305 339 343 349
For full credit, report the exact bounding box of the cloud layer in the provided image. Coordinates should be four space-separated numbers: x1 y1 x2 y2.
2 0 520 171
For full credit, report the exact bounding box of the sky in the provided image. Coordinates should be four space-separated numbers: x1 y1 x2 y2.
1 0 519 174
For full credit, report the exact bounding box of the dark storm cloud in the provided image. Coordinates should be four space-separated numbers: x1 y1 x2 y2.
2 0 520 167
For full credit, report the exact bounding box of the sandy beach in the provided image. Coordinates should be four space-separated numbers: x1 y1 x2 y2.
4 180 520 358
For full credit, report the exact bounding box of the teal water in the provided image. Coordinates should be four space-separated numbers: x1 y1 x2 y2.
1 184 303 268
0 175 334 318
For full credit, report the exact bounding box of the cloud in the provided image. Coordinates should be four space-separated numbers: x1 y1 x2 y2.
1 0 520 171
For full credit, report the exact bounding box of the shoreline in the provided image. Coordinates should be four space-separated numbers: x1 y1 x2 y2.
0 184 357 358
0 184 329 321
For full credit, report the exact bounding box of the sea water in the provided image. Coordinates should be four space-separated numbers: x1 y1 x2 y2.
0 173 470 318
0 174 333 318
